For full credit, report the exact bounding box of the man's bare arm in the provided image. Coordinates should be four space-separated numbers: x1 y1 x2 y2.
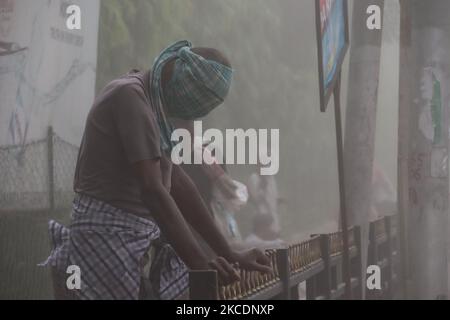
132 159 239 284
170 163 234 259
132 159 209 270
170 164 272 273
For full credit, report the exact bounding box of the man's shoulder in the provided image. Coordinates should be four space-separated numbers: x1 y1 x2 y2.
93 70 150 112
105 71 147 98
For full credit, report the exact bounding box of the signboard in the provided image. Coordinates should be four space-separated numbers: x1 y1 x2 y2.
315 0 349 112
315 0 352 298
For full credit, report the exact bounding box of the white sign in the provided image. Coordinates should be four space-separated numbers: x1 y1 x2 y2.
0 0 99 146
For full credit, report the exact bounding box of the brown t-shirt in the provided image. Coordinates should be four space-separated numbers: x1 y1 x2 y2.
74 70 162 218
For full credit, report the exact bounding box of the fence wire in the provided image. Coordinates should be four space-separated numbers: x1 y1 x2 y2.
0 128 78 213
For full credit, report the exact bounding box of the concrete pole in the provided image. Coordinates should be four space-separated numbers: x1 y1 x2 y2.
408 0 450 300
397 0 412 298
344 0 384 299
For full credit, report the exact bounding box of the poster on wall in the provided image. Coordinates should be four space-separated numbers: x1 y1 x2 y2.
0 0 100 146
315 0 349 112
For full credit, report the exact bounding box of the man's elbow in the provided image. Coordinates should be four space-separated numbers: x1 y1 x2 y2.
171 168 196 195
140 181 168 206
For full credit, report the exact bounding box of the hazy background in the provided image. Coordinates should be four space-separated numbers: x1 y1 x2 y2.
96 0 399 238
0 0 400 299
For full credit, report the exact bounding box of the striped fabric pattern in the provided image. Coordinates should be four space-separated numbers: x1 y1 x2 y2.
149 40 233 151
149 41 186 152
163 47 233 120
41 194 188 300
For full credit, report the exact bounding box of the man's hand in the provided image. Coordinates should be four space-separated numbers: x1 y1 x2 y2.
230 249 272 274
170 165 270 277
208 257 240 285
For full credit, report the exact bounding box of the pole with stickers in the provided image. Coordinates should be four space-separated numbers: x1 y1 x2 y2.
315 0 351 299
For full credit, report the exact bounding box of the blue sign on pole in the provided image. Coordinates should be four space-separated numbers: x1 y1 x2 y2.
316 0 349 112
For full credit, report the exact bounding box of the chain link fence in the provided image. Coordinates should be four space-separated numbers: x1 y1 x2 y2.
0 127 78 213
0 127 78 299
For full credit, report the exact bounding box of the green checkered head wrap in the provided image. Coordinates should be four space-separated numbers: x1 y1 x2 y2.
150 40 233 151
163 43 233 120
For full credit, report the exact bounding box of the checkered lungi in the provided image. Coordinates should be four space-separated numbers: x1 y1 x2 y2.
40 194 188 300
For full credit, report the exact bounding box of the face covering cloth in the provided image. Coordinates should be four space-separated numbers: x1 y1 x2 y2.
150 40 233 151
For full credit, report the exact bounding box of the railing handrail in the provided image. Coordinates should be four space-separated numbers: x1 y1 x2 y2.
189 215 400 300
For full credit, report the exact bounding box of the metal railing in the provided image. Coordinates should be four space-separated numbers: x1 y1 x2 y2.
189 215 400 300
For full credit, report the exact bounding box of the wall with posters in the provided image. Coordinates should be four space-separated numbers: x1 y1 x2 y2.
0 0 99 147
0 0 99 299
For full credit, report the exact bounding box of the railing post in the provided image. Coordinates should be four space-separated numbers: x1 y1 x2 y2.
47 126 55 212
368 221 377 265
306 275 317 300
277 248 291 300
352 225 363 299
385 216 393 299
318 234 331 299
189 270 219 300
368 220 378 299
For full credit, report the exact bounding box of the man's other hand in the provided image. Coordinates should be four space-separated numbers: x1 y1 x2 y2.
230 249 272 274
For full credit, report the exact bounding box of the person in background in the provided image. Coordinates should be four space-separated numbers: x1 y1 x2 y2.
245 214 286 250
246 162 286 249
210 176 249 249
178 138 249 252
171 119 239 206
247 163 284 239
